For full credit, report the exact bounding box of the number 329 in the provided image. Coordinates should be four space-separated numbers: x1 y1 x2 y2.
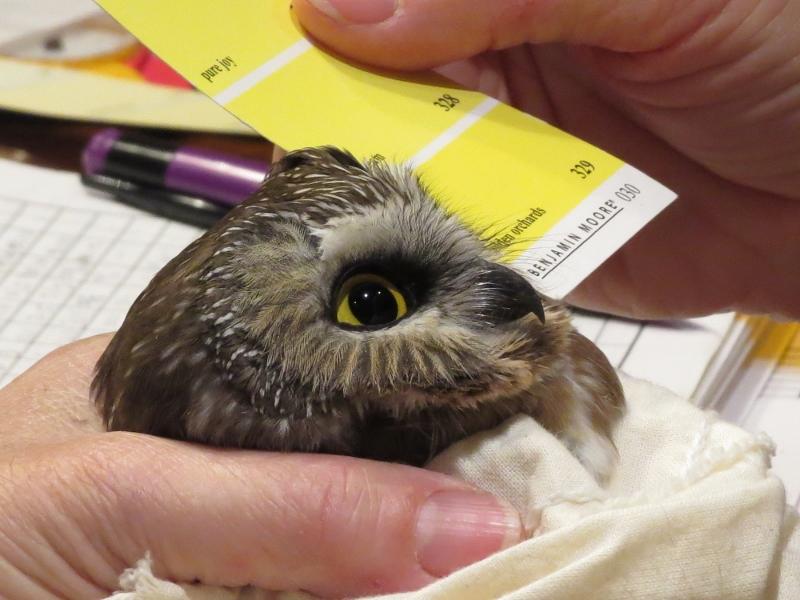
570 160 595 179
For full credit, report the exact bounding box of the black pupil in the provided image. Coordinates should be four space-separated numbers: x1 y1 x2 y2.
349 281 398 326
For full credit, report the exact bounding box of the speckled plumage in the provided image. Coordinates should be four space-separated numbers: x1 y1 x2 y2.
92 147 624 479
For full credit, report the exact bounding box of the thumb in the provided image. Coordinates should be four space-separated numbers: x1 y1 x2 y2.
293 0 722 69
8 435 524 598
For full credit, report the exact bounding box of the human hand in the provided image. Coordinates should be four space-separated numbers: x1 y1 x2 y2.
291 0 800 320
0 336 523 599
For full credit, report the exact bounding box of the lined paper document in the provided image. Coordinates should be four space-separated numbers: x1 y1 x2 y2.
0 159 200 386
571 311 736 401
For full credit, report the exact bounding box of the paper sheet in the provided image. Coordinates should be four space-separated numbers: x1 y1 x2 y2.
571 311 736 401
0 0 101 47
0 58 252 133
0 159 200 386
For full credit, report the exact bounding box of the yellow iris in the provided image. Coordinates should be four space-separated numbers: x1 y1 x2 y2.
335 273 408 327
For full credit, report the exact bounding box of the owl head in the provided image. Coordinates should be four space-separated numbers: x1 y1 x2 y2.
93 147 623 479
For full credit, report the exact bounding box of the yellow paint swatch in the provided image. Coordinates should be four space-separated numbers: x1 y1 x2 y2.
418 104 623 257
95 0 677 297
227 49 488 160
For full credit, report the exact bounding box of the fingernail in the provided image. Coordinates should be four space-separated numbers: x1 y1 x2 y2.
415 490 523 578
308 0 397 24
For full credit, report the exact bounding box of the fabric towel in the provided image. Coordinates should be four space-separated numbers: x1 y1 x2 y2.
107 375 800 599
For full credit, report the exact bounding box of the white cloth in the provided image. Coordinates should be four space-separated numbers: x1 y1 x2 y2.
108 375 800 600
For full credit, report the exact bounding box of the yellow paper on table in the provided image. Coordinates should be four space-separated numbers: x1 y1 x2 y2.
94 0 676 297
0 57 252 133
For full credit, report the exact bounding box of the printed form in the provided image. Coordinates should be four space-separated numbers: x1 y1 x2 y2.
0 159 199 385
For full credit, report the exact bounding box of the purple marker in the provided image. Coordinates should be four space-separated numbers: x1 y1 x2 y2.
81 128 270 207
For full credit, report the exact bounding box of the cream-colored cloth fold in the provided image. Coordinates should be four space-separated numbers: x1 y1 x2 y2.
108 375 800 600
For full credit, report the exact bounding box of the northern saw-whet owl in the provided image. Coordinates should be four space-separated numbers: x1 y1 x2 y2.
93 147 625 481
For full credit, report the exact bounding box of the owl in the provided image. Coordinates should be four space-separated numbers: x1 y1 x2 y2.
92 147 624 481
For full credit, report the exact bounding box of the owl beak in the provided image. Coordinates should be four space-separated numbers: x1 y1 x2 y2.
480 262 546 325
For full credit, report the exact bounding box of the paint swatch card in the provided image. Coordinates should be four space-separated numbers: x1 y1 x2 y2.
94 0 676 297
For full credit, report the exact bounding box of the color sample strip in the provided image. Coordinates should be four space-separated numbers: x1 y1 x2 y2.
96 0 676 297
226 48 491 162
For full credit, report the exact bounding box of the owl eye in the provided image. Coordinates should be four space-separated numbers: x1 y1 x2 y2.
335 273 408 327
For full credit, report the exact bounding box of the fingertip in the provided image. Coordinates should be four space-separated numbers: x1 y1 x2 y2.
415 489 525 578
270 145 286 162
304 0 397 25
292 0 492 70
